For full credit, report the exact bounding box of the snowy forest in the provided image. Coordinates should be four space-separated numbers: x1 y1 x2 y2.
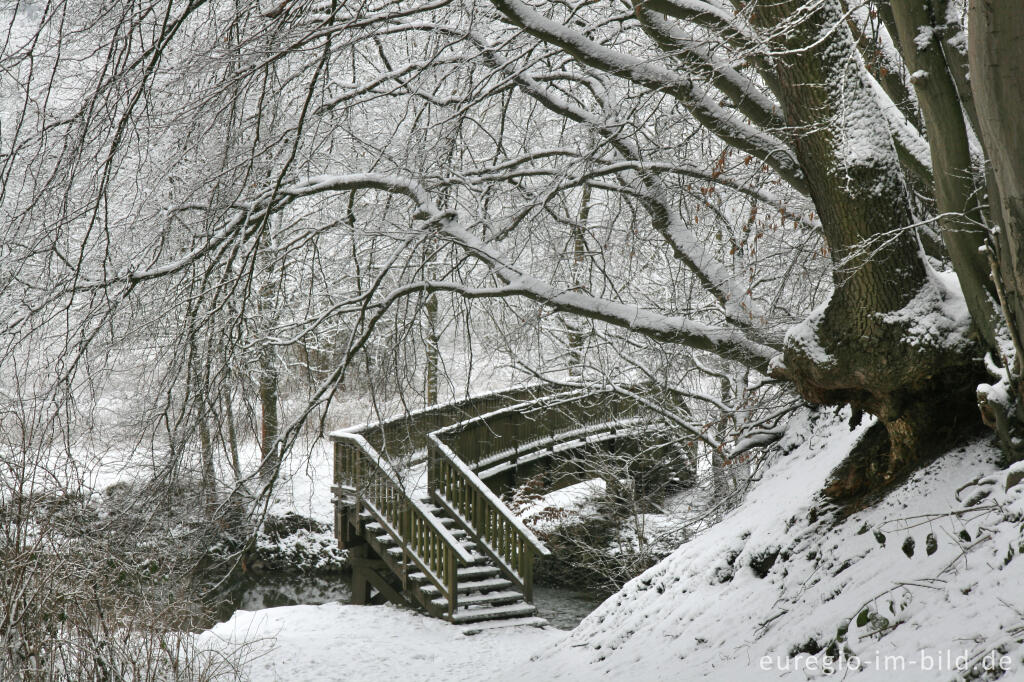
3 0 1024 679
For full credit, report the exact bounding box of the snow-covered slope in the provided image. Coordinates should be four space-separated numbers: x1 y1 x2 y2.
524 409 1024 680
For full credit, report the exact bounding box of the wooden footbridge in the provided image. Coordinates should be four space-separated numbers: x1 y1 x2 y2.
330 385 680 629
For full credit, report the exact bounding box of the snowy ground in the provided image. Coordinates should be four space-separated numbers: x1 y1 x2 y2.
202 408 1024 680
199 603 564 682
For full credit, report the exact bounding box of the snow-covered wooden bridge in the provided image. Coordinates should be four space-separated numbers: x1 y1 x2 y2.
330 385 678 628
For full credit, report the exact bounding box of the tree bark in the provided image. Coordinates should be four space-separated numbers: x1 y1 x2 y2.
889 0 1001 353
424 291 440 406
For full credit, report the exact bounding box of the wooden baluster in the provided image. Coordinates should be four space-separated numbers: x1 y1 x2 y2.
355 452 363 517
458 471 465 517
455 473 461 517
483 502 489 547
487 507 494 549
475 489 483 541
507 530 514 570
429 526 436 573
401 506 410 585
446 461 451 502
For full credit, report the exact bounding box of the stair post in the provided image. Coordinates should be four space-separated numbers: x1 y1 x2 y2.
522 546 534 603
400 504 410 589
446 545 458 617
350 543 370 605
426 441 436 497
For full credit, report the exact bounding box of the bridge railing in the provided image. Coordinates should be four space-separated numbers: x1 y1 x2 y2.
434 387 651 473
427 435 551 602
424 387 670 601
340 384 564 462
333 433 473 616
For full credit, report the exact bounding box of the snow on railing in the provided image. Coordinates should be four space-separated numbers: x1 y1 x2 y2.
474 417 651 478
431 387 651 471
332 382 671 608
423 386 671 601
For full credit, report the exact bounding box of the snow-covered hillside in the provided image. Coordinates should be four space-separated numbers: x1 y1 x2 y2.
527 409 1024 680
204 409 1024 680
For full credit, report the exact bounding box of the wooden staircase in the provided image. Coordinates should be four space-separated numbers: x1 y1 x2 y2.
335 488 545 627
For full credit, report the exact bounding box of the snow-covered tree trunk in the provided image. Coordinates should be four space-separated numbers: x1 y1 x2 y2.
758 0 984 494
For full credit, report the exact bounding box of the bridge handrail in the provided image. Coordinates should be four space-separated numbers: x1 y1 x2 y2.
473 416 653 477
332 383 673 609
432 387 649 472
330 383 563 462
333 432 473 614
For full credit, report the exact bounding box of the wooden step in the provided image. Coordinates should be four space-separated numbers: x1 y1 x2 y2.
371 529 483 564
409 564 500 583
418 576 513 596
372 527 474 552
449 602 537 624
460 616 549 635
429 590 523 609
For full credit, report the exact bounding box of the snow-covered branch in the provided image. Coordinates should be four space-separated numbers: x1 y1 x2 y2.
485 0 807 193
282 173 778 369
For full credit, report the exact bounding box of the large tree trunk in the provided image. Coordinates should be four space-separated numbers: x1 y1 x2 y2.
755 0 985 496
968 0 1024 463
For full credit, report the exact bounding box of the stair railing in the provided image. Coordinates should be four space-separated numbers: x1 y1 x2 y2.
333 383 676 611
333 433 473 616
425 386 665 603
426 435 551 603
